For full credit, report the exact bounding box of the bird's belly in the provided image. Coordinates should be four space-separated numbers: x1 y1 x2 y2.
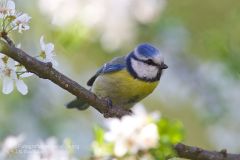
91 69 159 108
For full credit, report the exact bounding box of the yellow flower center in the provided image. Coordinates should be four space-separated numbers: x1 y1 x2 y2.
40 51 46 59
2 56 8 64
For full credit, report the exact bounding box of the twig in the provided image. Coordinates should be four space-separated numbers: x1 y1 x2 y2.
174 143 240 160
1 32 15 47
0 35 131 118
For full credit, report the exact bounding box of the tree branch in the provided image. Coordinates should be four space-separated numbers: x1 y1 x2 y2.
1 32 15 47
0 36 131 118
174 143 240 160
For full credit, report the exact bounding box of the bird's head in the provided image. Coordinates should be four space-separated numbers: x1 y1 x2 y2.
127 43 168 81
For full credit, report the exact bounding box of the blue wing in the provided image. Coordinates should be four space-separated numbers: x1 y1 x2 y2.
102 63 125 73
87 56 126 86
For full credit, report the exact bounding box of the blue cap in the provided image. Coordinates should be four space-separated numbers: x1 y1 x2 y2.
136 43 159 57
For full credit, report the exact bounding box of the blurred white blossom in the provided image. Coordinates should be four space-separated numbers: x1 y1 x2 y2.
0 136 78 160
0 54 32 95
133 0 166 24
27 138 77 160
38 0 166 51
103 104 160 157
39 36 58 67
38 0 80 26
0 135 24 158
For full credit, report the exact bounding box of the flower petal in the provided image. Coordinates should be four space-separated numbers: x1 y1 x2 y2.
2 77 14 94
6 58 15 69
40 36 45 50
10 70 17 80
49 59 58 67
16 44 21 49
44 57 58 67
7 0 15 10
45 43 54 54
1 135 24 155
20 72 33 78
114 140 128 157
0 53 5 58
0 58 5 68
16 79 28 95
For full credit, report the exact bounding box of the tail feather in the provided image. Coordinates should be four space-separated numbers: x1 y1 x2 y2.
66 98 89 110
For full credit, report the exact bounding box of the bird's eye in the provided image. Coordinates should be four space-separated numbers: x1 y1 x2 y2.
145 59 154 65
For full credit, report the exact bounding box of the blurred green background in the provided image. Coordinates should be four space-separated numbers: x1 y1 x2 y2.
1 0 240 158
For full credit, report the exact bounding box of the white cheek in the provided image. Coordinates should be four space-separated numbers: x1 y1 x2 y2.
153 54 164 64
131 59 159 79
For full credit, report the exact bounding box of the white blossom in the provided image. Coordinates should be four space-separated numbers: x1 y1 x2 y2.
11 13 31 33
104 104 160 157
0 0 15 18
39 36 58 67
0 136 78 160
0 0 31 33
0 54 32 95
0 135 24 158
27 138 77 160
135 123 159 150
38 0 167 51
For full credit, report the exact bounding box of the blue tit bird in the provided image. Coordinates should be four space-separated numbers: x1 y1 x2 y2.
66 43 168 110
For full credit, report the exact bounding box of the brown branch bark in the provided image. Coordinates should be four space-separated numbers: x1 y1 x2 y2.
0 36 131 118
174 143 240 160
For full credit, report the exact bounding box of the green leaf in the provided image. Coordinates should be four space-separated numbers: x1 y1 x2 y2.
157 118 184 144
93 125 105 145
150 118 184 159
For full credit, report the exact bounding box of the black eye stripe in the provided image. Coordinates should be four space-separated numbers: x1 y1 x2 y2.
132 54 159 66
145 59 156 65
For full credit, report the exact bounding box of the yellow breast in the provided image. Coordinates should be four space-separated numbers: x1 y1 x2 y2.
92 69 159 108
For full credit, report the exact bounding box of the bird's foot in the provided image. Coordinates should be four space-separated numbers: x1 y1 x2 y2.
102 98 132 119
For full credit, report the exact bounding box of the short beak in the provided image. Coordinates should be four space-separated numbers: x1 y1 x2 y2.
161 63 168 69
